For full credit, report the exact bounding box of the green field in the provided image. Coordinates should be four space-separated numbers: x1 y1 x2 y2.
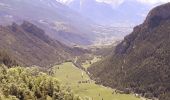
53 62 142 100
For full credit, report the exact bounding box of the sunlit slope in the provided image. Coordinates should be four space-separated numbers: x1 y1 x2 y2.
53 62 141 100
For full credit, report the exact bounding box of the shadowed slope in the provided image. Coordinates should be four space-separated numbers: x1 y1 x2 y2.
89 3 170 100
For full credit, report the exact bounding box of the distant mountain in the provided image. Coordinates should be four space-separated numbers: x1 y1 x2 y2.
0 0 98 46
67 0 155 26
89 3 170 100
0 21 86 67
0 0 134 46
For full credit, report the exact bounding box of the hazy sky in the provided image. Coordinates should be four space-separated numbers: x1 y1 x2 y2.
56 0 170 6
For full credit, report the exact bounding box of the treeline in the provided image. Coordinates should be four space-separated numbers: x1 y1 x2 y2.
0 65 84 100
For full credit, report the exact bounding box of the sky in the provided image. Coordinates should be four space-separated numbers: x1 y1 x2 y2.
56 0 170 6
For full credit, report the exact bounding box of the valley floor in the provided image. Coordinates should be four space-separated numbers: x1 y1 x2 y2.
52 62 143 100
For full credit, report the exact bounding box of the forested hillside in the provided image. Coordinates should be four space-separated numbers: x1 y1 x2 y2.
0 21 86 67
89 3 170 100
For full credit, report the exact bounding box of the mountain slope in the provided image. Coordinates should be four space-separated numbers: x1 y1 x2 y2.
0 50 18 67
0 21 75 67
89 3 170 100
0 0 97 45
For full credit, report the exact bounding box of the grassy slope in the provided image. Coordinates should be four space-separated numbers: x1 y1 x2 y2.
53 62 141 100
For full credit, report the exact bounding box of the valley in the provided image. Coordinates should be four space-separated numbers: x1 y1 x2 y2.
0 0 170 100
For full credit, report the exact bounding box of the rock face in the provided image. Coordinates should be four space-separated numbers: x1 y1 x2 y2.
0 21 76 67
144 3 170 28
89 3 170 100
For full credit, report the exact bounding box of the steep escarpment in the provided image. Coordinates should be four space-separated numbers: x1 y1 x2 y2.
89 3 170 100
0 21 78 67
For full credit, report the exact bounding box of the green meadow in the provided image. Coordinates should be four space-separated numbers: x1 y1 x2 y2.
53 62 142 100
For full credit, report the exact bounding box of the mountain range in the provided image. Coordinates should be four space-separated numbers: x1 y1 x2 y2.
0 0 99 46
63 0 155 26
0 0 134 46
